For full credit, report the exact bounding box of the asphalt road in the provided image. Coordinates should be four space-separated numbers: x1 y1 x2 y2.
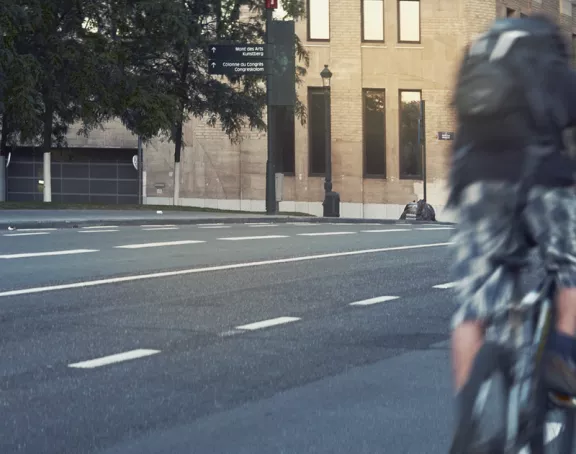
0 222 555 453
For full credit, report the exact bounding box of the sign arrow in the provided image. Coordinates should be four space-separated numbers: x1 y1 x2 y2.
211 47 216 53
211 62 216 67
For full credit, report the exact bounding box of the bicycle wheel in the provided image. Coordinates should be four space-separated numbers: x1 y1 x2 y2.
450 342 513 454
544 397 576 453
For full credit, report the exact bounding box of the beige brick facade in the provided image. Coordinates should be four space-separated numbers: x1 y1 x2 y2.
68 0 576 219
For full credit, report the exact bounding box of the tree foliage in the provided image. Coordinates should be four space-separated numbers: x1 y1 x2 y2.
0 0 309 164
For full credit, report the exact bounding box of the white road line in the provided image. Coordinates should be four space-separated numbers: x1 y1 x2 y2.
350 296 400 306
0 249 98 260
416 227 455 230
199 223 224 226
219 235 288 241
286 222 320 226
236 316 301 331
297 232 356 237
115 240 205 249
244 222 274 225
361 229 411 233
68 349 160 369
248 224 278 227
79 229 119 233
3 232 50 237
142 227 179 231
140 224 176 228
198 225 230 229
0 242 452 297
82 225 119 230
434 282 457 289
17 228 57 232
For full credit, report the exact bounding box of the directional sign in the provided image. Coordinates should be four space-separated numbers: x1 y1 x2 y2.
209 44 268 60
208 59 270 76
437 131 455 141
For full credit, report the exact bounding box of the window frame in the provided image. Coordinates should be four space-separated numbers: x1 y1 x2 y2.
397 0 421 44
307 87 330 177
362 88 387 178
398 89 423 180
361 0 385 43
273 106 296 176
306 0 330 42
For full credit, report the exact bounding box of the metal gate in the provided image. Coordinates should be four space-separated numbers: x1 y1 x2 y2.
6 147 139 204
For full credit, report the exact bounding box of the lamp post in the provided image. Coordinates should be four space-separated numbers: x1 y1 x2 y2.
320 64 340 217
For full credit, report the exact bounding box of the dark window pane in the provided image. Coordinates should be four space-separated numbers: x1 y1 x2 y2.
398 0 420 43
308 88 329 175
273 106 295 174
90 163 118 179
363 89 386 176
399 90 422 179
61 163 89 178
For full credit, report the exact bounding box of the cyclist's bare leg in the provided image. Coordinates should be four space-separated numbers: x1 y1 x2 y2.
451 321 484 391
556 288 576 337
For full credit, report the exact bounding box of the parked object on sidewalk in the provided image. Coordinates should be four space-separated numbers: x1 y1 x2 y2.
416 199 436 221
399 199 436 221
400 201 418 220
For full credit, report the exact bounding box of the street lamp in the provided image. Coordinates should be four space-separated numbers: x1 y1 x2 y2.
320 64 340 217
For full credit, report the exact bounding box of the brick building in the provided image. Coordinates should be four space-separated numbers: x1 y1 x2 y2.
140 0 576 220
11 1 575 218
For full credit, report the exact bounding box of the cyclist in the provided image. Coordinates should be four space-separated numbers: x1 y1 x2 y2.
447 12 576 402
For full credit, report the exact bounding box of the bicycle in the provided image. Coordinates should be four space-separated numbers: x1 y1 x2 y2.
448 250 576 453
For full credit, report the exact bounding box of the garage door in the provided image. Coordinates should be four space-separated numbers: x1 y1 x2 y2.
6 147 139 204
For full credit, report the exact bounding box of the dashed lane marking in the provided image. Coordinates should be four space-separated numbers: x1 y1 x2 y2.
68 349 161 369
235 316 301 331
115 240 205 249
0 249 98 259
349 296 400 306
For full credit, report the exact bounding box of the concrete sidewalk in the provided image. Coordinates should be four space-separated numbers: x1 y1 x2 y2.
0 209 452 229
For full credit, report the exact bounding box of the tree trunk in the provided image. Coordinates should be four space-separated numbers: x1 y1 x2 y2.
173 50 189 206
173 115 183 206
42 100 54 202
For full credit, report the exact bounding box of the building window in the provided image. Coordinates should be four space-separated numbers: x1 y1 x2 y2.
362 0 384 42
398 0 420 43
308 87 329 175
307 0 330 41
399 90 422 179
363 89 386 177
506 8 515 17
273 106 295 174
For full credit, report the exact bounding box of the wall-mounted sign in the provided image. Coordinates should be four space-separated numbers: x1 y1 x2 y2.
438 132 455 141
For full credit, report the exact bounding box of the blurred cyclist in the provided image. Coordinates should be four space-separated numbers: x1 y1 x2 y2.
447 12 576 398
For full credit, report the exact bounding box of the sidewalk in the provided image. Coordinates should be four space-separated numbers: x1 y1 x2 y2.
0 209 453 229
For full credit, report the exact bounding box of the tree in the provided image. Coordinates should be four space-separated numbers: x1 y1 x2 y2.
105 0 309 203
2 0 120 201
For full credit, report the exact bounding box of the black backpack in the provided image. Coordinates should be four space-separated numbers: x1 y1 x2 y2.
453 17 564 144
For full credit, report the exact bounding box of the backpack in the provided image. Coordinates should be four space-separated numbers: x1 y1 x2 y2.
453 18 561 144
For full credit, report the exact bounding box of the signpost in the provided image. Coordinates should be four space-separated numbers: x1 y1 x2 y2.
206 1 295 215
208 45 270 76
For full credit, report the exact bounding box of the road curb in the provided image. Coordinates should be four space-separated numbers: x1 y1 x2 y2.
0 216 455 230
